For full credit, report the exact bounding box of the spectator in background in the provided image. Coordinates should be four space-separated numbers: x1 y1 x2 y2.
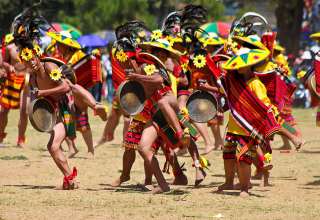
101 47 113 103
311 0 320 32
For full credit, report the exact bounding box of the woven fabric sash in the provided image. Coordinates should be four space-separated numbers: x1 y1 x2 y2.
206 54 280 141
111 56 126 90
314 57 320 93
225 73 280 140
255 72 287 111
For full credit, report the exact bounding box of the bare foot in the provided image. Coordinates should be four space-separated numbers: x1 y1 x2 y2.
62 179 79 190
294 139 305 151
16 136 26 148
175 147 188 156
234 182 253 190
214 141 224 150
195 168 206 186
202 145 215 155
261 170 273 187
68 180 79 190
263 164 273 171
252 170 263 180
277 145 292 150
68 148 79 158
95 104 108 121
87 151 94 159
217 183 234 191
17 142 26 148
137 184 154 191
240 191 250 198
94 139 106 148
172 174 188 185
94 134 114 148
111 175 130 187
151 186 170 194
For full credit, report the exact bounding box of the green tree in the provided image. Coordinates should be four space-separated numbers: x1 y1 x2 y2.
274 0 304 56
0 0 76 36
0 0 225 36
58 0 225 32
181 0 225 21
232 0 304 56
58 0 157 33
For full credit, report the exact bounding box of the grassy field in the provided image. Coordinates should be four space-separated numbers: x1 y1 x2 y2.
0 108 320 220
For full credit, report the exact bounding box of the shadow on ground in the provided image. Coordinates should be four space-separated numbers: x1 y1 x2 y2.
3 184 55 190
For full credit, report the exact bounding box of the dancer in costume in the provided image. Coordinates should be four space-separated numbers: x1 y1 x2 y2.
195 32 226 153
94 33 146 148
266 42 302 151
216 47 279 197
131 6 211 192
112 17 208 193
217 38 304 196
230 34 300 185
0 33 29 147
12 7 78 189
110 21 189 190
298 33 320 128
46 31 106 158
158 5 221 154
12 5 107 188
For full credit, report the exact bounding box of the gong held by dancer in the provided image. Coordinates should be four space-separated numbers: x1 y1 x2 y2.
11 6 106 189
45 31 106 158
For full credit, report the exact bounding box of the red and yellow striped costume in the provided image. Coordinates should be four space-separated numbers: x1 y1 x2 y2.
0 73 25 109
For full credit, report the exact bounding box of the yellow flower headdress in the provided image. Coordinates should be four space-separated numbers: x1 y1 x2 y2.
20 48 34 62
151 29 162 41
19 43 42 62
4 34 14 45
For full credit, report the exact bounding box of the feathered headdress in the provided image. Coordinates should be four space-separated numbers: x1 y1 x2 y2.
115 20 148 42
161 11 182 35
181 4 207 29
114 20 149 52
229 12 269 38
180 4 208 51
12 1 51 50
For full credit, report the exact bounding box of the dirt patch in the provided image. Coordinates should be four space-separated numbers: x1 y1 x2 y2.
0 108 320 219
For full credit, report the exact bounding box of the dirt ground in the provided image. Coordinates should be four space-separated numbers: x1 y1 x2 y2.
0 108 320 220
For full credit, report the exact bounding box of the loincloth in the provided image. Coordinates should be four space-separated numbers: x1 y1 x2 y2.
223 133 259 165
208 111 224 126
123 118 160 151
58 95 76 140
150 85 172 103
75 111 90 131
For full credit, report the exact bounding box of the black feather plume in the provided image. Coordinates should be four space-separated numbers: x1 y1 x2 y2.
179 4 208 50
12 1 51 49
115 20 148 41
114 20 149 52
